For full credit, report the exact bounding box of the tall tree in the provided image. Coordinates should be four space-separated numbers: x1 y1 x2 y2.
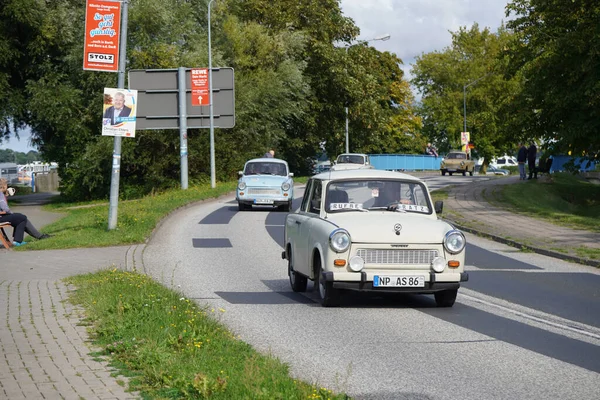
411 24 521 163
506 0 600 157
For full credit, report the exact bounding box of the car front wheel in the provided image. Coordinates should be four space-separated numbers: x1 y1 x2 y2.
315 256 340 307
288 253 307 292
434 289 457 307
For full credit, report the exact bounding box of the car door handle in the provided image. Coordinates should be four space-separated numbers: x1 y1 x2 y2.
295 221 301 225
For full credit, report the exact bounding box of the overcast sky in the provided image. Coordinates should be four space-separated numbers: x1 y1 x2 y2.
340 0 511 80
2 0 512 154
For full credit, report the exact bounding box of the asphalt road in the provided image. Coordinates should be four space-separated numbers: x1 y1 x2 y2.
141 176 600 400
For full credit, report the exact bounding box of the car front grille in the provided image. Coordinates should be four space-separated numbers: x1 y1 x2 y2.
247 188 280 195
356 249 438 265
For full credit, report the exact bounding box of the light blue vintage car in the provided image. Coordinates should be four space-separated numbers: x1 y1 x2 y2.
236 158 294 211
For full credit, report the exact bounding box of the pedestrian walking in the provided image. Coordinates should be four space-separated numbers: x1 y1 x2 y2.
527 141 537 179
517 142 527 180
263 149 275 158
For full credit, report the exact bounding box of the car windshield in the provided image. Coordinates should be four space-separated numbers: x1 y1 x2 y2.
336 155 365 164
325 179 431 214
447 153 467 160
244 162 287 176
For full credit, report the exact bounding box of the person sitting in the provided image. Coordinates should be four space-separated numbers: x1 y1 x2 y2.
0 178 52 246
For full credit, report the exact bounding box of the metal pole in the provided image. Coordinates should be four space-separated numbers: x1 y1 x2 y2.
108 0 129 230
345 106 349 153
342 34 390 154
463 84 467 134
208 0 216 188
178 67 189 189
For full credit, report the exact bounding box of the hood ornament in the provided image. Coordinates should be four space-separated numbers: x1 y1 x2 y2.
393 223 402 236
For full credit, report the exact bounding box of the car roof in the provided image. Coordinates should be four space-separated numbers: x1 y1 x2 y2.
312 169 422 182
245 158 288 165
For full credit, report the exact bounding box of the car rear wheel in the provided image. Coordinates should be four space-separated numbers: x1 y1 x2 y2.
288 253 307 292
315 256 339 307
434 289 457 307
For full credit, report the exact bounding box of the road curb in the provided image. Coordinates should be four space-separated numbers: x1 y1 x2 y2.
445 219 600 268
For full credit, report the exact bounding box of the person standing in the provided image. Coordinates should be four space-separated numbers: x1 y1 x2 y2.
517 142 528 180
527 141 538 179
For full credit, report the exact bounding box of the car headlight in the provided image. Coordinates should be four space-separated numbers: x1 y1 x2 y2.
444 230 466 254
431 257 446 273
281 182 290 191
349 256 364 272
329 229 351 253
238 181 246 190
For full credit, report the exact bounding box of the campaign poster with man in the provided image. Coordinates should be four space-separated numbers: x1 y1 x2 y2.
102 88 137 137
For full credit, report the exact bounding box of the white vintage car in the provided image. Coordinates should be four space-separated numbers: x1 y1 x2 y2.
330 153 375 171
236 158 294 211
282 169 468 307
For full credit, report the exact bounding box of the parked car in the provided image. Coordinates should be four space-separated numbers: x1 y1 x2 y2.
490 155 518 169
311 160 331 175
330 153 374 171
236 158 294 211
485 165 510 175
282 169 469 307
440 151 475 176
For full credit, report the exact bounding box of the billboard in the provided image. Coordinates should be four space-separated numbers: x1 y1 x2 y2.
102 88 138 137
83 0 121 72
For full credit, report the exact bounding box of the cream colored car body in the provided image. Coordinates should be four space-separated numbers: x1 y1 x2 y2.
440 151 475 176
282 169 468 307
330 153 375 171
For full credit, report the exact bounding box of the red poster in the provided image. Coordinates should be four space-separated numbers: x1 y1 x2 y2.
83 0 121 72
191 68 210 106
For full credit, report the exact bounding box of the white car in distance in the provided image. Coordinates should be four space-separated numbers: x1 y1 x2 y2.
282 169 469 307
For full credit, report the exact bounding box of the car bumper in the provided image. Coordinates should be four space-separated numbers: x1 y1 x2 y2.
238 198 290 206
323 271 469 293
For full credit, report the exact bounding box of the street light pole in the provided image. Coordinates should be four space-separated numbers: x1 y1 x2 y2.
463 72 492 138
343 33 390 154
208 0 216 188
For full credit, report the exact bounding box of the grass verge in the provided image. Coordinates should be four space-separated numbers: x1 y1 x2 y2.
17 182 239 251
66 269 349 399
497 173 600 233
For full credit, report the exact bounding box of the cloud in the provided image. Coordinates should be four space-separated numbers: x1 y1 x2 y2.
341 0 510 80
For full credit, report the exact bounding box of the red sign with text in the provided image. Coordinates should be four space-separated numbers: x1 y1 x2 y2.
83 0 121 72
191 69 210 106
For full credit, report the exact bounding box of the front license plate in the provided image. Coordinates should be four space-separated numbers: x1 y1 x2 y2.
254 199 274 204
373 275 425 288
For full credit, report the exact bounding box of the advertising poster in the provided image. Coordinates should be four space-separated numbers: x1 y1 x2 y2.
83 0 121 72
102 88 138 137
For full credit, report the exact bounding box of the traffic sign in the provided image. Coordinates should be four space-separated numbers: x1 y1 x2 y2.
128 68 235 129
191 68 210 106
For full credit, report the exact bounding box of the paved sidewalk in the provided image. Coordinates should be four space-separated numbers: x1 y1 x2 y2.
1 178 598 399
1 198 144 399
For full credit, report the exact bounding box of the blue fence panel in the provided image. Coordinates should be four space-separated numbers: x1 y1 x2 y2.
369 154 441 171
550 156 596 173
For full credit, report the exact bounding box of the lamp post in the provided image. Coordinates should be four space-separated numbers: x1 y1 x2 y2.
208 0 216 188
463 72 492 135
343 33 391 154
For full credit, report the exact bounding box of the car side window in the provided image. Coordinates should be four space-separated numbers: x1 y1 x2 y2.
309 180 322 214
300 180 313 212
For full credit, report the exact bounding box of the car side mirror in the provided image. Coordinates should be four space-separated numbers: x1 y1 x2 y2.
238 171 243 176
435 201 444 214
289 172 294 177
